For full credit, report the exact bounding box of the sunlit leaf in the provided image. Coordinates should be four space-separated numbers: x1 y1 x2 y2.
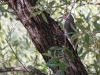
41 13 48 23
30 11 41 17
85 34 89 44
76 24 86 33
80 51 89 58
78 13 85 19
49 1 55 7
0 5 5 12
85 12 90 21
71 32 83 41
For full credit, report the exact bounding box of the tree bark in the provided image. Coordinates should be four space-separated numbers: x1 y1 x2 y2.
4 0 88 75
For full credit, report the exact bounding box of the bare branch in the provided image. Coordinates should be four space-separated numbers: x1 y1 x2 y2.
5 39 31 74
77 2 100 5
4 9 15 14
0 67 46 75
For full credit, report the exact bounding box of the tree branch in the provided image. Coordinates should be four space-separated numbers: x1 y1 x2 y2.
3 0 88 74
5 39 31 74
0 67 46 75
77 2 100 5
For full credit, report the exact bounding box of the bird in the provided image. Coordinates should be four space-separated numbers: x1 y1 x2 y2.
61 13 77 52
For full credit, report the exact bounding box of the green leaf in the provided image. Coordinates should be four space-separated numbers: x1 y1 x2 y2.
76 18 84 23
78 47 83 55
76 0 80 2
62 0 67 3
80 51 88 58
65 48 74 61
47 58 60 67
36 0 45 4
47 63 59 67
42 53 52 57
50 46 62 51
78 13 85 19
61 70 65 75
49 1 55 7
85 23 90 30
0 6 5 12
91 62 100 72
0 2 7 5
59 63 67 72
48 58 60 63
30 11 41 17
96 53 98 59
85 34 89 44
71 32 83 41
41 13 48 23
0 23 1 30
70 23 77 32
76 24 86 33
12 40 19 46
85 12 90 21
4 13 8 18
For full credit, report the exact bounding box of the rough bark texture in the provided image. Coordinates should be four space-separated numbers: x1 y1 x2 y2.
4 0 88 75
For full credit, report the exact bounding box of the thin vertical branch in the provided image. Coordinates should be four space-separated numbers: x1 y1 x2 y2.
5 39 32 75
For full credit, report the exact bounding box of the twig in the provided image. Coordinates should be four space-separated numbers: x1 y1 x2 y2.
0 67 46 75
5 39 32 75
76 2 100 5
7 23 16 41
5 24 32 75
70 0 76 14
51 3 65 8
93 30 100 35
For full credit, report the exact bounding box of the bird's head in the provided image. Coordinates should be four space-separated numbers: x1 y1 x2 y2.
59 13 69 20
60 13 74 22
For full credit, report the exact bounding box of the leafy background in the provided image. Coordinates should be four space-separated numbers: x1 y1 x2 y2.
0 0 100 75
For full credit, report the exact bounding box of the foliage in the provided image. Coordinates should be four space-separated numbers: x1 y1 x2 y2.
0 0 100 75
0 3 47 75
43 46 74 75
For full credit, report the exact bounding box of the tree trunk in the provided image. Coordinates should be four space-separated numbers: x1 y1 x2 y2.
5 0 88 75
